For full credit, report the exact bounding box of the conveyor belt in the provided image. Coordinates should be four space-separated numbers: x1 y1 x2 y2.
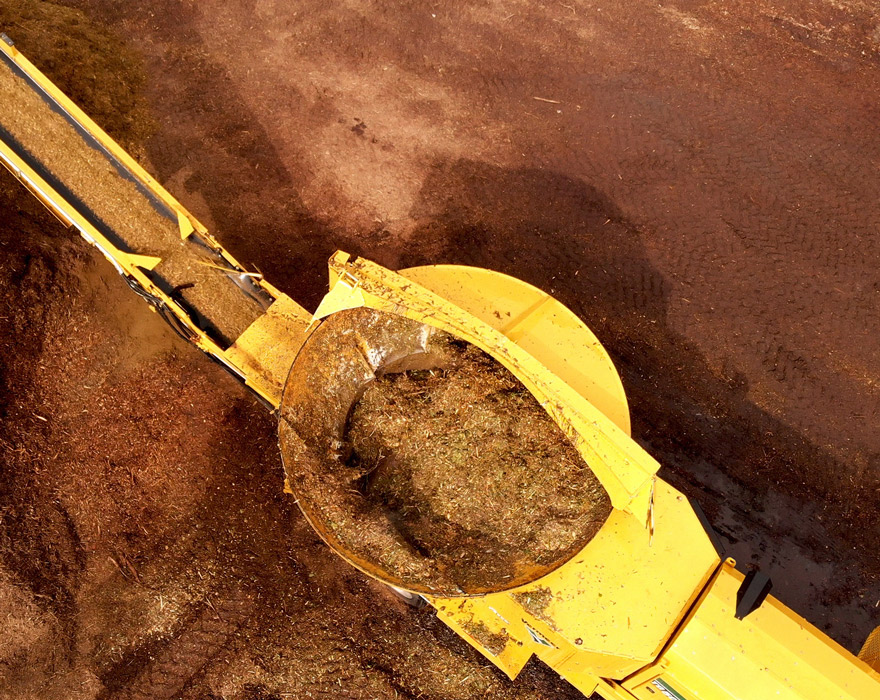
0 35 313 408
0 35 269 347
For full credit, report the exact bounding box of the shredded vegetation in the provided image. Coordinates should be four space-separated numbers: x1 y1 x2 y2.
458 618 511 657
511 586 555 623
280 307 612 593
346 335 610 571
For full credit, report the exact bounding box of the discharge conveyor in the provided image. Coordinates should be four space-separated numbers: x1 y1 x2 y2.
0 34 312 407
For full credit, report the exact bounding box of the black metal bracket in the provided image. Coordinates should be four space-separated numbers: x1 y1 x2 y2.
735 569 773 620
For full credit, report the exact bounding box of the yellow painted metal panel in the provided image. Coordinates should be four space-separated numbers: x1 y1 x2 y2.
224 295 313 407
400 264 631 435
595 678 642 699
434 599 534 679
547 656 602 697
658 563 880 699
512 481 719 663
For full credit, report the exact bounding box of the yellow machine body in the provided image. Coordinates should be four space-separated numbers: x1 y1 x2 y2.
2 37 879 700
304 255 880 700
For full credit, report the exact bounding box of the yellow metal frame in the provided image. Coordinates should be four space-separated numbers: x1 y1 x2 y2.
619 562 880 700
310 253 880 699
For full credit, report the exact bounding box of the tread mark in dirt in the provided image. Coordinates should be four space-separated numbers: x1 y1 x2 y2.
102 589 255 700
758 341 811 384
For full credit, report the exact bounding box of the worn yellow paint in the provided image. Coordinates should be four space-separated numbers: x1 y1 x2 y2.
427 480 719 682
434 598 534 679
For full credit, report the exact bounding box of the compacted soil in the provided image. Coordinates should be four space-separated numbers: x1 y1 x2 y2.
1 1 879 699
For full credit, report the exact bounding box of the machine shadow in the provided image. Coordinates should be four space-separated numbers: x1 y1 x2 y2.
129 10 877 646
397 157 879 644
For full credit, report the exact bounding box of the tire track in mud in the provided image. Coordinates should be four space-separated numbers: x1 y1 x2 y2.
101 589 255 700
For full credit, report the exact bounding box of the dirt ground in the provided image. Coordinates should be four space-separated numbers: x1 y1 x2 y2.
1 0 878 698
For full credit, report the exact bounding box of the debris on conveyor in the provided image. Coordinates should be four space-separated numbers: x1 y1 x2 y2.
0 56 264 345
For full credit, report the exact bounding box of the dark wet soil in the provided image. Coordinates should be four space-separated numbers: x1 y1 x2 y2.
2 0 879 698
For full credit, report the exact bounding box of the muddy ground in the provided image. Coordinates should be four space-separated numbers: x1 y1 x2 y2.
1 0 878 698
